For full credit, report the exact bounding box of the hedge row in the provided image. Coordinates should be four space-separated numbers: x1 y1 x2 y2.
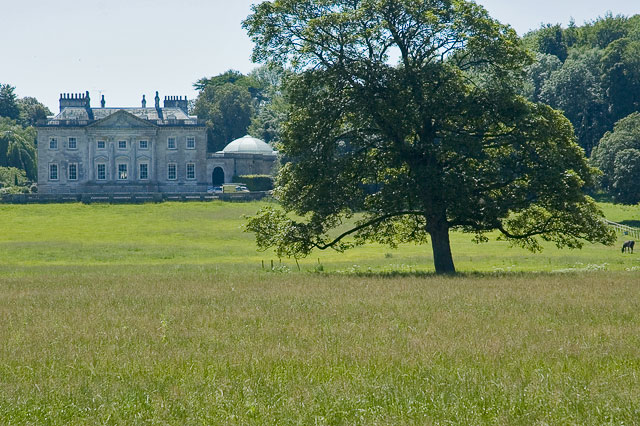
233 175 274 192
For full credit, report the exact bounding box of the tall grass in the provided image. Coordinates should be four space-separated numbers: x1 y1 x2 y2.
1 266 639 424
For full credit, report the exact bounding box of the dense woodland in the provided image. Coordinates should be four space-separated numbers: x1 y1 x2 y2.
1 13 640 202
522 13 640 203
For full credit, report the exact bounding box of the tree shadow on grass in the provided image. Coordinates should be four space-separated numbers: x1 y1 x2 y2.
308 269 612 280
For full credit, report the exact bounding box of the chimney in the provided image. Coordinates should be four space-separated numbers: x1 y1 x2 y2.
85 91 94 120
141 94 147 108
163 95 189 113
155 91 160 109
59 91 91 113
100 95 105 108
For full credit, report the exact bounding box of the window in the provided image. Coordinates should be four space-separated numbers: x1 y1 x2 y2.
97 140 105 149
97 164 106 181
118 164 128 180
68 137 77 149
139 163 148 180
139 140 148 149
49 138 58 150
49 164 58 180
167 163 177 180
186 137 195 149
186 162 195 180
68 163 77 181
167 137 176 150
118 140 127 149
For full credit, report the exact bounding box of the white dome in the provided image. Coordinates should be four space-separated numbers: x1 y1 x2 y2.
222 135 275 154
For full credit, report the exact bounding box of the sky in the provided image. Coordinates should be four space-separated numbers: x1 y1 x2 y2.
1 0 638 113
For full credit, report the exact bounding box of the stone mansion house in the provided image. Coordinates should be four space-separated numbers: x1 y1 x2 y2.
37 91 277 195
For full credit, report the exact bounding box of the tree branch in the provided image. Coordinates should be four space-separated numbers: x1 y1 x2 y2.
313 210 425 249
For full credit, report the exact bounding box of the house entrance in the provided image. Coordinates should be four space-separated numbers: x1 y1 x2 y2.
212 167 225 185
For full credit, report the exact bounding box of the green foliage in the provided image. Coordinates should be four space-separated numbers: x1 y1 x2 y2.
538 49 608 155
523 14 640 157
0 86 48 180
600 37 640 122
194 69 262 96
591 112 640 204
234 174 274 191
524 24 568 61
611 149 640 205
193 66 287 150
0 117 37 180
248 90 288 144
16 96 51 127
193 83 254 152
0 166 28 189
243 0 615 274
524 53 562 102
248 64 289 144
0 83 20 120
578 12 631 49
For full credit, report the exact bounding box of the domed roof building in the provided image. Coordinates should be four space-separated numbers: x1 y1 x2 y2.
222 135 276 155
207 135 278 185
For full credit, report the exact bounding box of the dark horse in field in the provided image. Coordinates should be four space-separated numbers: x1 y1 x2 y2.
622 240 635 253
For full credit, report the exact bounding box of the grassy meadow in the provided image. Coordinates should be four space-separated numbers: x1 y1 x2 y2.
0 201 639 424
0 201 638 272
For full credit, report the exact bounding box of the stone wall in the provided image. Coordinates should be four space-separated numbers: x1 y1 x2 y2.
206 152 277 185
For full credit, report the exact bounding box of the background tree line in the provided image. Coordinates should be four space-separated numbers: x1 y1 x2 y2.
522 13 640 203
0 83 49 192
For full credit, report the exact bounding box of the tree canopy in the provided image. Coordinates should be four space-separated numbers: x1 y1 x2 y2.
0 83 49 185
0 118 37 180
193 67 286 150
0 84 20 121
193 81 255 152
591 112 640 204
538 49 608 155
523 13 640 156
243 0 615 274
16 97 51 127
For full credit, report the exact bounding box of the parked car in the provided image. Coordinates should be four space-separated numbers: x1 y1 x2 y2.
207 186 223 193
222 184 250 193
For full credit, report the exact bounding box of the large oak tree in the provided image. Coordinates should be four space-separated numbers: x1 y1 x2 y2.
243 0 615 274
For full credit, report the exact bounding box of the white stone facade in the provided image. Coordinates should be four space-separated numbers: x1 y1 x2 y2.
36 92 277 195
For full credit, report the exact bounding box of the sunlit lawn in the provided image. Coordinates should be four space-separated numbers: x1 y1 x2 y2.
0 201 638 272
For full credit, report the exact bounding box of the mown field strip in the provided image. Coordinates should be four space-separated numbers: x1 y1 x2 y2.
0 201 638 272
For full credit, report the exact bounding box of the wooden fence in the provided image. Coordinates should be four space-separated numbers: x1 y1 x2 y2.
604 219 640 239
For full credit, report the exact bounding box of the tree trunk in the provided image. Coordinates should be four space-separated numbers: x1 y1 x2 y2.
428 217 456 274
